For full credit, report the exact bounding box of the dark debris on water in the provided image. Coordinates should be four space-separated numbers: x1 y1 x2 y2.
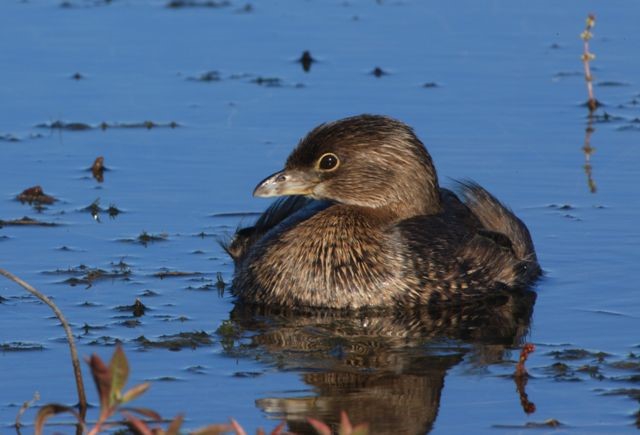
547 348 610 361
0 342 45 352
60 0 115 8
44 263 131 288
251 76 283 87
135 331 214 351
153 269 202 279
90 156 106 182
115 298 147 317
37 120 179 131
166 0 230 8
82 198 121 222
493 419 563 429
189 71 221 82
298 50 315 72
0 216 58 227
371 66 389 77
119 231 168 247
16 185 56 206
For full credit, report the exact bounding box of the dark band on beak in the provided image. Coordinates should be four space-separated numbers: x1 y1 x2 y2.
253 169 318 198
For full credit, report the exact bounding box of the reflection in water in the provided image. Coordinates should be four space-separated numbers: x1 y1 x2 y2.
226 290 536 434
583 117 597 194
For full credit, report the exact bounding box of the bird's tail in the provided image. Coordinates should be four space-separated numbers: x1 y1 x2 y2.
458 181 541 282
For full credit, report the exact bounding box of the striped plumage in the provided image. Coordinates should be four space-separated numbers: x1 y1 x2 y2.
225 115 540 310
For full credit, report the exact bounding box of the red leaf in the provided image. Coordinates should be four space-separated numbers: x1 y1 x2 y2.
270 421 287 435
122 411 153 435
120 406 162 421
230 418 248 435
339 411 352 435
87 353 112 412
307 417 332 435
271 421 287 435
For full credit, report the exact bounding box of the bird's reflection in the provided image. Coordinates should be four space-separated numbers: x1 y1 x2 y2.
225 290 536 434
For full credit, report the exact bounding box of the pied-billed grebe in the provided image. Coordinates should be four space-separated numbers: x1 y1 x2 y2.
226 115 540 310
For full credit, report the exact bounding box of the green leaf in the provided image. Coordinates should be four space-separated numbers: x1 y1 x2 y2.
34 404 80 435
109 344 130 406
87 353 112 412
121 382 150 404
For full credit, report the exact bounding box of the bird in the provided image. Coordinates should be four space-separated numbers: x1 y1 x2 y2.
225 114 540 311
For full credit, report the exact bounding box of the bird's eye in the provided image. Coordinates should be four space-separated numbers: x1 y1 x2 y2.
318 153 339 171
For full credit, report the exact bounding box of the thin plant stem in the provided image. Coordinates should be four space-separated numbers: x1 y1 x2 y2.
581 14 598 112
0 268 88 419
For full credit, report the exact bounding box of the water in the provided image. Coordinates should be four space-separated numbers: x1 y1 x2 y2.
1 0 639 433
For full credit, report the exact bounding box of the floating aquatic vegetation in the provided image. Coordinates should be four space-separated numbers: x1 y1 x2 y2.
547 349 610 361
493 419 563 429
1 132 41 142
37 120 180 131
298 50 315 72
188 70 221 82
16 185 56 206
119 231 169 247
371 66 388 77
87 336 122 346
37 120 92 131
0 342 45 352
119 319 142 328
547 348 610 361
236 3 253 13
233 371 263 378
90 156 106 182
153 269 202 279
134 331 214 350
43 263 131 288
115 298 147 317
82 198 121 222
166 0 230 8
0 133 20 142
80 322 108 334
0 216 58 227
60 0 116 8
184 365 208 374
99 120 180 130
251 76 283 87
596 80 631 87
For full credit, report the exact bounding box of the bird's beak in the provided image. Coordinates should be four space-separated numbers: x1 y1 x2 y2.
253 169 318 198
